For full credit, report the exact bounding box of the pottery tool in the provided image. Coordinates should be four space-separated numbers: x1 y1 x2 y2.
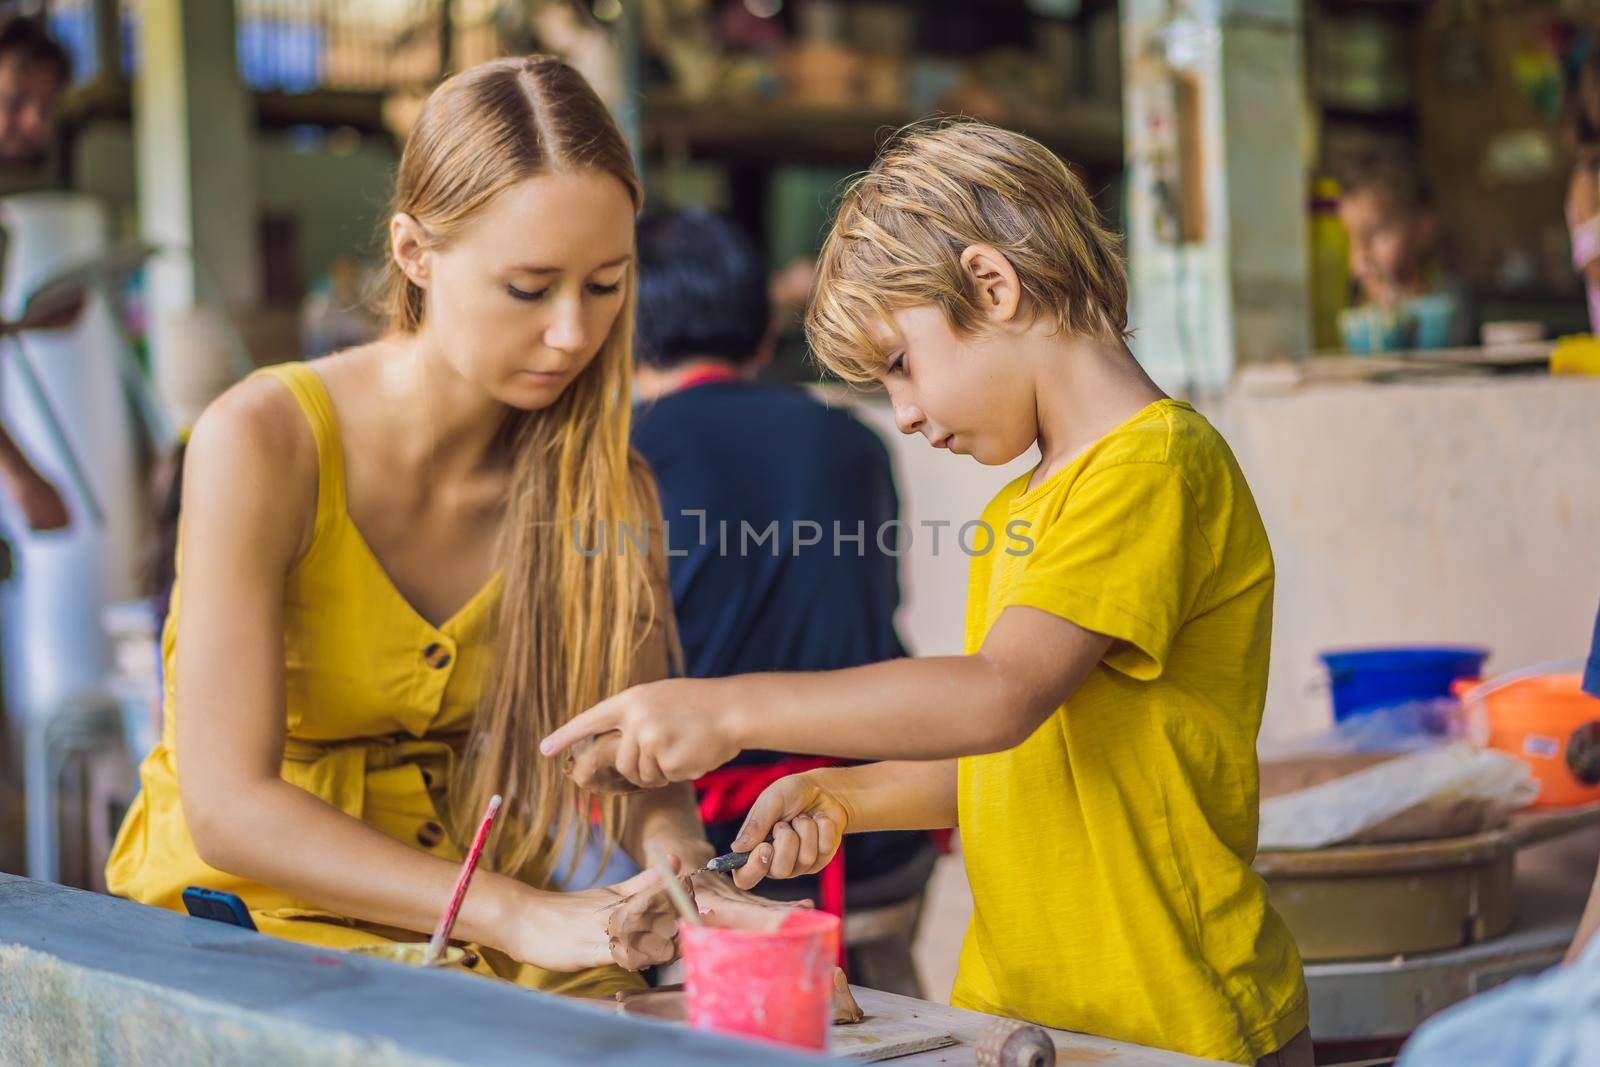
423 793 501 966
692 850 750 877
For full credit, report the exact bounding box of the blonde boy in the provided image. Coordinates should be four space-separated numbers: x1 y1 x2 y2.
545 120 1309 1065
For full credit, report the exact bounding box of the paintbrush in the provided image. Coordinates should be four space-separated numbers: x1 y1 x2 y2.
423 793 502 966
646 845 702 927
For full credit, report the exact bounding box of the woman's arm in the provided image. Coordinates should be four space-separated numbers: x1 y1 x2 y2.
173 379 633 971
543 605 1112 785
1566 165 1600 288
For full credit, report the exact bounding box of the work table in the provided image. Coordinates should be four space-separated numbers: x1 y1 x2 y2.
847 986 1221 1065
0 873 1219 1066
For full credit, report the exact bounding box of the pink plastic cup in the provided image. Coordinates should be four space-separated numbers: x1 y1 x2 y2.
681 909 840 1051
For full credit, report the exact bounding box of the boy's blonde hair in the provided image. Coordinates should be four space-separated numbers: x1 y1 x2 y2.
806 119 1129 382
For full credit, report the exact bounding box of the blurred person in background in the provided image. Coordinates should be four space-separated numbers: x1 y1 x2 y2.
0 14 67 167
1566 43 1600 334
1395 603 1600 1067
1337 152 1469 353
0 15 73 538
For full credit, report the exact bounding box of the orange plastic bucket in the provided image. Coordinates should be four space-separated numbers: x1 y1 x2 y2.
1458 674 1600 808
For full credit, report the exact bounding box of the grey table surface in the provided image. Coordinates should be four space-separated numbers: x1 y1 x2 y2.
0 873 1219 1065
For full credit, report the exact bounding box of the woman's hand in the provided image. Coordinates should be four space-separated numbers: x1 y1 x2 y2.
542 677 747 788
501 866 681 973
726 772 853 889
562 732 646 795
690 868 813 921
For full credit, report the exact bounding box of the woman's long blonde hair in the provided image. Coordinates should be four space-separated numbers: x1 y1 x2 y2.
380 55 664 880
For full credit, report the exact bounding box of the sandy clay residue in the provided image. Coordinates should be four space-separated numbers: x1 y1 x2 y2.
605 875 697 971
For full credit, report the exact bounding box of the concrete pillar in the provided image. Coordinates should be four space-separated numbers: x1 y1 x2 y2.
1121 0 1309 392
135 0 258 418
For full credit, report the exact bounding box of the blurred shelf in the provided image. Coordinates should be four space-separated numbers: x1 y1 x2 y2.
58 83 393 139
640 97 1124 169
256 90 388 134
1320 103 1419 129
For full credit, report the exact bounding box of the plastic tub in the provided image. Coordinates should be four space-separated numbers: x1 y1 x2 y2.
1320 646 1489 721
1458 673 1600 808
682 909 839 1051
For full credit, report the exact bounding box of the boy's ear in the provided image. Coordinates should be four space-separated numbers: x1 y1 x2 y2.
959 244 1023 325
390 213 433 289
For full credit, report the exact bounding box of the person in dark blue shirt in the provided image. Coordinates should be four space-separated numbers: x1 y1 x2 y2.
630 209 934 984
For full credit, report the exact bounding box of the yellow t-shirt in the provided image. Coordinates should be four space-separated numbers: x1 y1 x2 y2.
952 399 1307 1065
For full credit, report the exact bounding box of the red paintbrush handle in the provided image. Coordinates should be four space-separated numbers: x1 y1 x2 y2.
425 793 502 963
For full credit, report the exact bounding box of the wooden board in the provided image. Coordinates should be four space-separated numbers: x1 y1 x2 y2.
831 1015 957 1062
619 985 1221 1064
615 986 956 1063
850 988 1225 1066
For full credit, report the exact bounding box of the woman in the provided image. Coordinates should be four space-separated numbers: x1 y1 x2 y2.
106 56 744 995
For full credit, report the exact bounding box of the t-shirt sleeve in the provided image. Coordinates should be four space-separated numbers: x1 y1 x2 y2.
1005 461 1215 680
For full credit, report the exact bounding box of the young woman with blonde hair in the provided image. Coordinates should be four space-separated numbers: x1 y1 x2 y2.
107 55 748 994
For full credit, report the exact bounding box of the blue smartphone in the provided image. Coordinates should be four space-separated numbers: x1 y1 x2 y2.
182 886 257 931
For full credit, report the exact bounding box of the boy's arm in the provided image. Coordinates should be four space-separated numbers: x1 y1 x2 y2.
728 760 958 889
542 606 1112 786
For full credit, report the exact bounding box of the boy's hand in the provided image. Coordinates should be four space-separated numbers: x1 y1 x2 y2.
728 772 852 890
540 678 745 788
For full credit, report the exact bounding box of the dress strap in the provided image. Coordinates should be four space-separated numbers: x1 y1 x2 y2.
252 362 347 529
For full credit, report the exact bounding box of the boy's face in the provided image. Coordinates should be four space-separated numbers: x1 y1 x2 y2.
1338 189 1434 306
872 305 1038 465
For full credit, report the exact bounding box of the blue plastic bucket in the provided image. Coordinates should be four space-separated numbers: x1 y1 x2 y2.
1319 646 1490 721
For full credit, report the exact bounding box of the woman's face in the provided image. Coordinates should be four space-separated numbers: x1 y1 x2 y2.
410 170 635 410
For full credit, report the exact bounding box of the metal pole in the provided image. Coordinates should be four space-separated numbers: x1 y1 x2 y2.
439 0 455 77
616 0 642 169
91 0 122 86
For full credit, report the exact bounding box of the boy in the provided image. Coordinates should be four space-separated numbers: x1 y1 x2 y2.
544 120 1309 1065
1336 151 1469 352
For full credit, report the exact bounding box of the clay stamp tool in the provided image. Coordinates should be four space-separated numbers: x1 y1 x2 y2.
692 850 750 876
423 793 501 966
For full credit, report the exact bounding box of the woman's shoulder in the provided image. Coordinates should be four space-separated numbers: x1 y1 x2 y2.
192 366 325 472
182 369 324 555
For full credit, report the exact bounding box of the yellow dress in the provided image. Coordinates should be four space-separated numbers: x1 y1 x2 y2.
105 361 638 997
